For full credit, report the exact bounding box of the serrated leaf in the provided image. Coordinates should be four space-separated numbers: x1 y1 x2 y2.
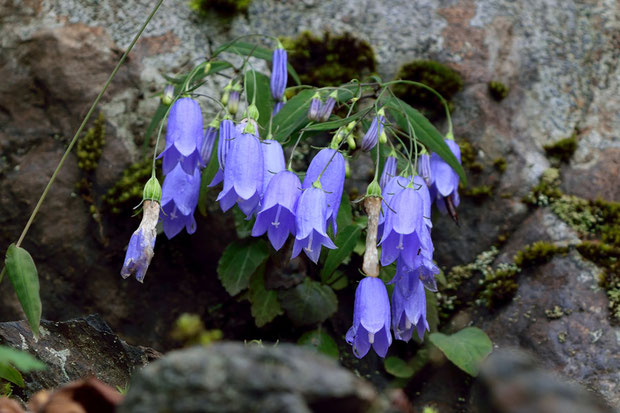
0 363 24 387
385 96 467 185
214 40 301 85
429 327 492 376
271 89 315 143
5 245 41 338
244 70 274 135
384 356 415 378
321 225 362 282
0 346 46 372
298 330 339 358
279 278 337 326
197 137 220 216
249 264 283 327
217 240 270 296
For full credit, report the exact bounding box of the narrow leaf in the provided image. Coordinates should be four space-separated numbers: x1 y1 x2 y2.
0 346 46 372
249 265 283 327
0 363 24 388
321 225 362 282
279 278 337 326
303 110 368 132
298 330 339 358
271 89 315 142
217 240 270 296
5 245 41 338
429 327 492 376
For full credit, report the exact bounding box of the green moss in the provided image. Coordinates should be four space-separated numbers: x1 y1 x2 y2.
592 199 620 246
493 157 507 173
478 263 520 308
103 157 162 214
550 194 599 234
488 81 509 101
458 140 483 173
189 0 251 16
77 113 105 172
282 31 376 88
543 133 578 163
462 185 493 202
171 313 223 346
513 241 568 268
576 241 620 320
392 60 463 120
523 167 562 206
545 305 570 319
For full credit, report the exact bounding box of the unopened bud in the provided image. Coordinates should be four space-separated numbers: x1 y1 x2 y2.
204 62 212 74
379 129 388 144
228 91 240 115
345 159 351 178
161 85 174 106
347 134 356 150
143 175 162 203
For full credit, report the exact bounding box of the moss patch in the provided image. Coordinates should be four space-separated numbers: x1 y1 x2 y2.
488 81 509 101
281 31 376 87
513 241 568 268
462 185 493 202
458 140 483 173
189 0 251 16
392 60 463 120
76 113 105 173
103 157 162 214
576 242 620 320
543 133 577 163
493 157 507 173
523 168 562 206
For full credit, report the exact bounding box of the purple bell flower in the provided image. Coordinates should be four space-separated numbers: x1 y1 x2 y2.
379 156 397 191
429 139 461 213
378 175 408 233
160 164 201 239
345 277 392 358
216 132 264 216
308 97 321 121
391 267 429 342
291 186 337 263
252 171 301 251
302 148 345 233
158 98 204 175
261 139 286 193
361 115 385 152
318 96 336 122
417 152 432 187
270 48 287 101
121 200 159 282
209 119 236 187
201 126 217 166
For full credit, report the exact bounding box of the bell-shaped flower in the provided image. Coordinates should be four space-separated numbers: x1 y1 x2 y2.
216 132 264 216
209 119 236 187
345 277 392 358
361 115 385 152
252 171 301 251
261 139 286 193
160 164 201 239
270 48 287 101
379 156 397 190
158 98 204 175
391 269 429 342
291 186 336 263
417 152 432 187
302 148 345 233
318 96 336 122
201 125 217 166
121 200 159 282
308 96 321 121
429 139 461 213
378 175 408 234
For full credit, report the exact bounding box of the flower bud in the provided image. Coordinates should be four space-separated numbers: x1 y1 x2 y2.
247 103 260 121
379 129 388 144
308 93 321 121
204 62 212 74
143 175 162 203
366 180 382 197
228 90 240 115
347 134 356 150
161 85 174 106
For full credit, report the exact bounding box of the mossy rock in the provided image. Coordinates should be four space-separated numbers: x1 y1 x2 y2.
488 81 509 101
281 31 376 87
392 60 463 120
77 113 105 173
103 157 162 214
543 133 578 163
189 0 252 16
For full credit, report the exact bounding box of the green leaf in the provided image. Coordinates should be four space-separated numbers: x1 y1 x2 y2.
323 270 348 291
5 245 41 338
249 264 283 327
244 70 274 135
298 330 339 358
321 225 362 282
429 327 492 376
232 208 254 239
336 192 352 232
197 137 220 216
425 290 439 333
384 356 415 378
0 346 46 372
217 240 270 296
303 109 368 132
0 363 24 387
385 96 467 185
279 278 338 326
271 89 315 142
214 40 301 85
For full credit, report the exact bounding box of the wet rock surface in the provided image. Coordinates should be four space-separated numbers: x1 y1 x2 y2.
0 315 158 398
119 342 378 413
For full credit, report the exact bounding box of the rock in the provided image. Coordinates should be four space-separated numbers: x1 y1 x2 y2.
119 342 378 413
0 315 159 398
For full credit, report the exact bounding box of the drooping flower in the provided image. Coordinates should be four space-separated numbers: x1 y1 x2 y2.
417 151 432 187
160 164 201 239
429 139 461 214
216 132 264 216
378 175 408 233
379 156 397 190
261 139 286 192
121 200 159 282
308 96 321 121
361 114 385 152
209 119 236 187
302 148 345 233
346 277 392 358
201 125 218 166
252 171 301 250
158 97 204 175
318 95 336 122
291 186 337 263
391 266 429 342
270 47 287 101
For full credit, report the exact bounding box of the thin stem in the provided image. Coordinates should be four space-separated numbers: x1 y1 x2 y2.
0 0 165 288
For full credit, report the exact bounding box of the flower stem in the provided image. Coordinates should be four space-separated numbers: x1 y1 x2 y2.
0 0 165 285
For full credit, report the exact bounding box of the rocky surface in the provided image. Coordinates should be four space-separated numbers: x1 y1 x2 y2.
0 315 158 398
119 342 378 413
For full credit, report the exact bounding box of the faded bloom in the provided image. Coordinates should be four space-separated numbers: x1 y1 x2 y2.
121 200 159 282
346 277 392 358
292 186 337 263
